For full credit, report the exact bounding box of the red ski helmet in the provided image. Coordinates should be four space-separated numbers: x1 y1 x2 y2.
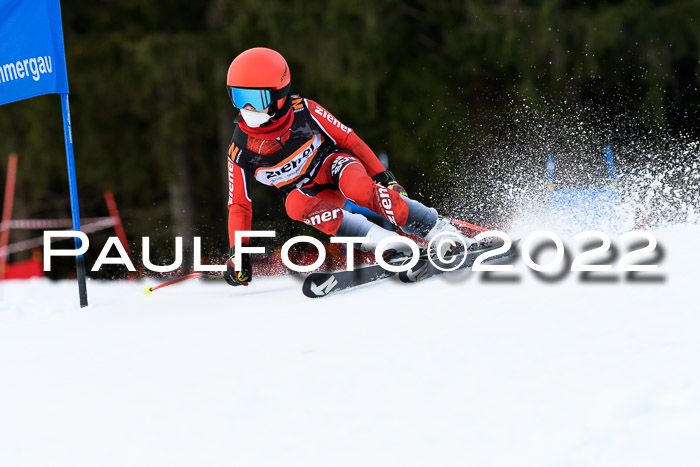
227 47 291 116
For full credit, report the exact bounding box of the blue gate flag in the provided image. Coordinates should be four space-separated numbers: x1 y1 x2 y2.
0 0 69 105
1 0 88 307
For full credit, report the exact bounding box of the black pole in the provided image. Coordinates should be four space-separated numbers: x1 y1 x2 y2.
60 93 89 308
76 256 88 307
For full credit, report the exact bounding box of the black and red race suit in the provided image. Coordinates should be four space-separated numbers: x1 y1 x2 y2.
226 95 410 247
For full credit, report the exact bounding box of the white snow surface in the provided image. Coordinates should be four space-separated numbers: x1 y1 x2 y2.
1 224 700 467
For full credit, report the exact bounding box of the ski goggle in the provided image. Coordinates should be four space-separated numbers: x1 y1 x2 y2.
229 87 272 111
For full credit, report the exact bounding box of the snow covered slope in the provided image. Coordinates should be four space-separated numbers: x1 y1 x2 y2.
1 225 699 467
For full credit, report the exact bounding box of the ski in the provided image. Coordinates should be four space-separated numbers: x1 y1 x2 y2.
302 262 399 298
398 238 520 283
302 239 519 297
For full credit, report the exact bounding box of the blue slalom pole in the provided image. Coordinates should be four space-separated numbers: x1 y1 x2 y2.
60 93 88 307
343 200 385 221
604 146 616 182
546 154 555 189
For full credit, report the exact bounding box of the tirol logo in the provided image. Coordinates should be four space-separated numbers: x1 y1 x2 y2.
305 208 341 226
330 156 353 177
377 186 397 225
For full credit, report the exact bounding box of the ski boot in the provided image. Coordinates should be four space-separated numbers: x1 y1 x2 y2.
361 225 424 264
424 215 474 257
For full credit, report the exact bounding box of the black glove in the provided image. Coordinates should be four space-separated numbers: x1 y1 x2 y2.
373 170 408 197
223 246 252 286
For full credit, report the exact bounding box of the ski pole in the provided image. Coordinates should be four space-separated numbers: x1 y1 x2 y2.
144 272 223 295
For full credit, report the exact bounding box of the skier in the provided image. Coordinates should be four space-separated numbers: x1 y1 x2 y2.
223 47 469 286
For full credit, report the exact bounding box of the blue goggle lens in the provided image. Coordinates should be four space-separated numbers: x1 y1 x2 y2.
230 87 271 111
